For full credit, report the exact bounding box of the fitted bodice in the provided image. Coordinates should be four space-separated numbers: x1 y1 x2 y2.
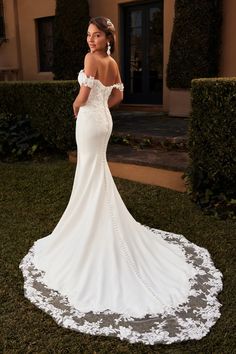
77 69 124 109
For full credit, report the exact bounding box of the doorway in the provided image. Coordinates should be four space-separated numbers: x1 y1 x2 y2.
121 1 163 104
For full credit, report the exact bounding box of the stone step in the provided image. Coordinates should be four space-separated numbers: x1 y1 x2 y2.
68 146 188 192
111 111 189 150
107 144 188 172
108 162 186 192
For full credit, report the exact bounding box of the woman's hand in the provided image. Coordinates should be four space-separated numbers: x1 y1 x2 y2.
73 101 80 119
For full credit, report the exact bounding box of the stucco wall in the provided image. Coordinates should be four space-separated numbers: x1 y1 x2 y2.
16 0 56 80
0 0 19 68
0 0 56 80
163 0 175 111
220 0 236 76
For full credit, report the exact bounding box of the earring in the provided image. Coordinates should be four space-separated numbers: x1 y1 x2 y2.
106 42 111 56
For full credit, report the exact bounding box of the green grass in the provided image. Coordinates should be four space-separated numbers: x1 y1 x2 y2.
0 159 235 354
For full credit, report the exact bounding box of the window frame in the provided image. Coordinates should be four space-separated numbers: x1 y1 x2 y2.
0 0 6 39
36 16 54 72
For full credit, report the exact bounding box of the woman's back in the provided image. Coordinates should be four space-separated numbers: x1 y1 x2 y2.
90 54 120 87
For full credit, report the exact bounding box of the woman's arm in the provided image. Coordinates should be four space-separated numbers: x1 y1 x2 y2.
108 67 124 108
73 87 90 118
73 53 97 118
108 89 123 108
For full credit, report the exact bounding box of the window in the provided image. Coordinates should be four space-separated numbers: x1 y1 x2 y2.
36 16 54 72
0 0 6 39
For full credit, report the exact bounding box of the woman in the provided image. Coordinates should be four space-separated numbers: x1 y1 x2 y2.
19 17 223 345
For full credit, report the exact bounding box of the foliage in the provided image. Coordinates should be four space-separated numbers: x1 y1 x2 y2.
186 78 236 219
53 0 90 79
166 0 222 89
0 113 52 161
110 133 153 150
110 133 132 145
0 80 79 152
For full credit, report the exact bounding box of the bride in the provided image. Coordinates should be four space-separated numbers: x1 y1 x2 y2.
19 16 223 345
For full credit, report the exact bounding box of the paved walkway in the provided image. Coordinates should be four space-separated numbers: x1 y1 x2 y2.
111 111 189 143
107 145 188 172
108 111 190 171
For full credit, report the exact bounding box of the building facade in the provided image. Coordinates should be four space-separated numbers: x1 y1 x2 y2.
1 0 236 115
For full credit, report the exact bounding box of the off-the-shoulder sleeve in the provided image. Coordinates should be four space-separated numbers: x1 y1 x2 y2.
78 70 95 88
113 82 124 92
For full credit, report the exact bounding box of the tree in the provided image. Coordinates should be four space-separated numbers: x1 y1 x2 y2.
53 0 90 80
166 0 222 89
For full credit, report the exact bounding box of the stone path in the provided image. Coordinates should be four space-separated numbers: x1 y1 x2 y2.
108 111 190 172
112 111 189 142
107 145 188 172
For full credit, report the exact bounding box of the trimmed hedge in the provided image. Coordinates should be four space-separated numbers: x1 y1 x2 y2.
0 80 79 152
167 0 222 89
187 78 236 218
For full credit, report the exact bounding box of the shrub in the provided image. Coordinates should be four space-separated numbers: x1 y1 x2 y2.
0 113 52 161
167 0 222 89
187 78 236 219
0 80 79 152
53 0 90 79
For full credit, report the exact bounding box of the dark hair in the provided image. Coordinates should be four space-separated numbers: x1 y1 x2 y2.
89 16 116 54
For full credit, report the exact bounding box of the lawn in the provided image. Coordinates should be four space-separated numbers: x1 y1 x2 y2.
0 159 235 354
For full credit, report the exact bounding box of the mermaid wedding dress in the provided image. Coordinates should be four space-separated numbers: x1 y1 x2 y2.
19 69 223 345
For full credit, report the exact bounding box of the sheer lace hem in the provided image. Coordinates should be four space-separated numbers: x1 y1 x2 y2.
19 227 223 345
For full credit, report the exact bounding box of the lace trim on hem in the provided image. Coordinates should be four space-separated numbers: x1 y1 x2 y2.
19 226 223 345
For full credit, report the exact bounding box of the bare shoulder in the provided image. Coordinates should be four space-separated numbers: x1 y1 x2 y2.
84 53 98 77
84 52 98 65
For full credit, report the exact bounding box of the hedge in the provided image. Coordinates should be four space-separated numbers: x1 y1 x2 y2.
167 0 222 89
187 78 236 218
0 80 79 152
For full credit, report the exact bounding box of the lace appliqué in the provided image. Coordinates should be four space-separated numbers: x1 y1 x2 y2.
113 82 124 92
78 69 124 91
19 227 223 345
78 70 95 88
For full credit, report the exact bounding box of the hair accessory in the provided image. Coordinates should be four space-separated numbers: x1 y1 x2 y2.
106 42 111 56
106 19 113 27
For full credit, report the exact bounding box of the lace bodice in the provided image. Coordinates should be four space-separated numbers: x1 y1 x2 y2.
77 69 124 108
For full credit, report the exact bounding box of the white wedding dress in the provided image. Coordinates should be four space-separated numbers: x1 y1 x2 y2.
19 69 223 345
